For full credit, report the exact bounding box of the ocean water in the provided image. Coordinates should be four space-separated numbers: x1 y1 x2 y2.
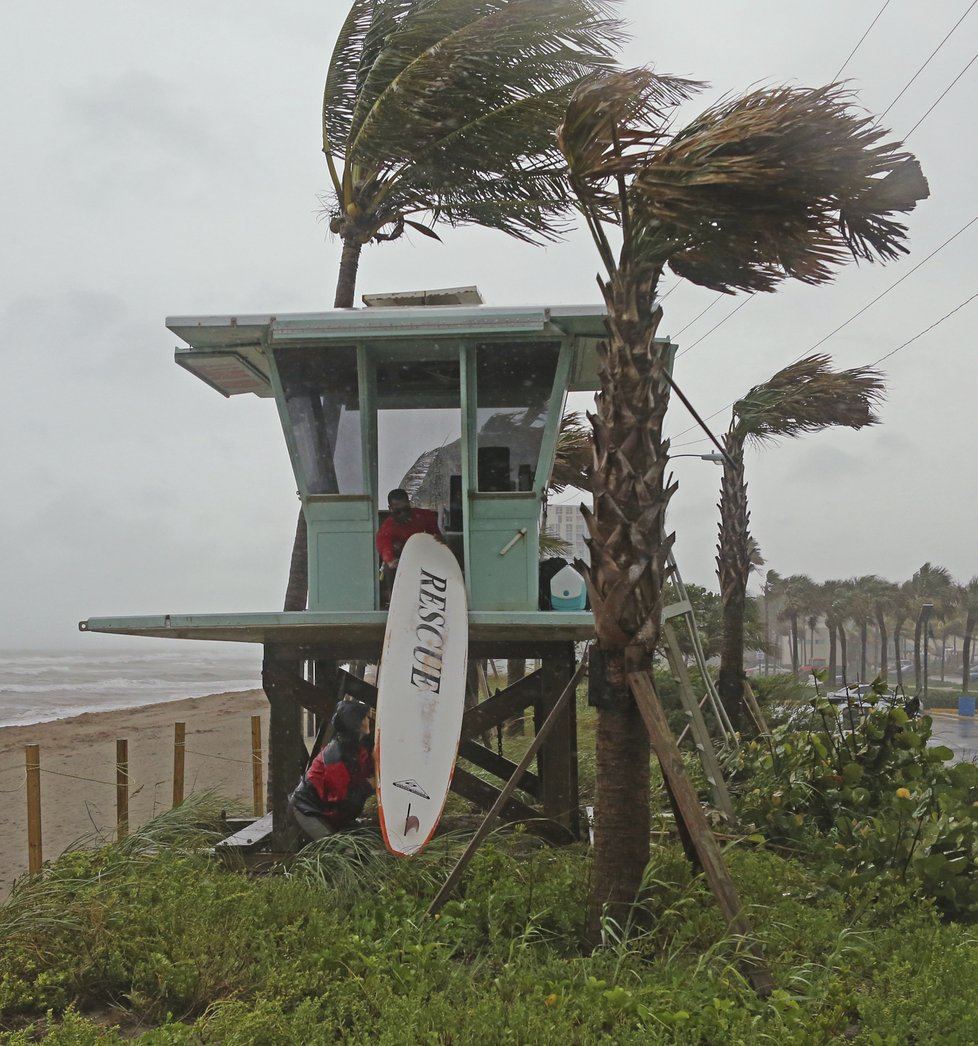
0 647 263 729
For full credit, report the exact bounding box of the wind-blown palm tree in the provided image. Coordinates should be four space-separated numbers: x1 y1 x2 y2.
284 0 623 610
776 574 817 675
716 356 883 725
890 582 915 689
557 71 927 933
908 562 955 691
960 577 978 693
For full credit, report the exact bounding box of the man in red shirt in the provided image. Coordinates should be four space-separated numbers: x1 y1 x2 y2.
375 488 444 603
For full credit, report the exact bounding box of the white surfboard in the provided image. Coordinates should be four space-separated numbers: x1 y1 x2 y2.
375 532 468 856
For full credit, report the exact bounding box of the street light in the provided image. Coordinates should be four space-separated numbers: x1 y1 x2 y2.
671 452 724 463
919 602 935 703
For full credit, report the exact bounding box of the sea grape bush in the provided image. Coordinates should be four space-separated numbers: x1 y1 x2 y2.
730 696 978 918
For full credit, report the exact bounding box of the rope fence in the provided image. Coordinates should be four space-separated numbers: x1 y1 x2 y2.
14 714 265 877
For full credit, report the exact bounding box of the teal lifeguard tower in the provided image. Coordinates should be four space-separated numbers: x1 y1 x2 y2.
81 288 677 847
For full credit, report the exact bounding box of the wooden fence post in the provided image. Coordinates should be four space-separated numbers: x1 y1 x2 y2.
173 722 186 808
116 739 129 840
251 715 264 817
25 744 42 875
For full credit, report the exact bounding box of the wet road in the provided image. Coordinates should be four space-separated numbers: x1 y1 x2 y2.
928 708 978 765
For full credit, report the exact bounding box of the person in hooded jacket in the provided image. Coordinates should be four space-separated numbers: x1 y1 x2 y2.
288 699 375 840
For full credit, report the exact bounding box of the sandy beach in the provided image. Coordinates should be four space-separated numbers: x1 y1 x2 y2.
0 689 270 898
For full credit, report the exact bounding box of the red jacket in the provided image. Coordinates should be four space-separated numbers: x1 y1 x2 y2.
292 741 375 830
375 508 442 566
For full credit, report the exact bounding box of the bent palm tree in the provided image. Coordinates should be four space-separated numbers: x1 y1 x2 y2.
908 562 955 691
284 0 623 609
558 72 927 931
716 356 883 728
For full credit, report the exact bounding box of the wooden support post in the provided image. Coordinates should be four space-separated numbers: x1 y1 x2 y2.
627 670 772 996
536 643 578 834
250 715 264 817
172 722 186 808
263 652 305 849
116 739 129 840
25 744 42 875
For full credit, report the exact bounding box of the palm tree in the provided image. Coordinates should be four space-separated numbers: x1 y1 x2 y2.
557 71 927 932
844 577 878 682
861 575 894 681
889 582 915 690
778 574 818 676
960 577 978 693
761 569 782 674
908 562 955 691
716 357 883 724
284 0 623 610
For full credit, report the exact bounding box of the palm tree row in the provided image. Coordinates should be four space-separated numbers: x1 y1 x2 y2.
759 567 978 694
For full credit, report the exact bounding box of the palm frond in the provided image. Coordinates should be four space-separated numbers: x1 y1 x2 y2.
731 354 885 445
325 0 624 244
550 410 593 493
563 82 928 292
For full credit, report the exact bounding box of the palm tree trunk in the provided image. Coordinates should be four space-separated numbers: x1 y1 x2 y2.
876 610 888 683
588 691 651 935
894 626 904 688
913 617 924 691
282 236 366 613
283 511 308 612
964 614 976 693
838 624 848 685
860 621 868 681
716 437 750 732
827 620 837 688
334 238 363 310
581 269 675 940
789 614 800 674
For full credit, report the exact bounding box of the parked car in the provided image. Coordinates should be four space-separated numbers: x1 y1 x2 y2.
827 682 899 708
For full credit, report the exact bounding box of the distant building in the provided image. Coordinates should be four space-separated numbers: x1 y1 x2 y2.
547 503 590 563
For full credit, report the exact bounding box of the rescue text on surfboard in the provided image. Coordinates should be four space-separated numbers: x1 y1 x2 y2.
410 569 450 693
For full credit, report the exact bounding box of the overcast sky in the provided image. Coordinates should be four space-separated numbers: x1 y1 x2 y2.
2 1 975 651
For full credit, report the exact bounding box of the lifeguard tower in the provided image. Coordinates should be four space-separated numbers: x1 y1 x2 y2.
80 288 678 847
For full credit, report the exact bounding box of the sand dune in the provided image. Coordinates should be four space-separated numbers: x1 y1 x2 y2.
0 689 270 898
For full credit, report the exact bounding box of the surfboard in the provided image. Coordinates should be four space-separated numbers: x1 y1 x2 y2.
375 532 468 856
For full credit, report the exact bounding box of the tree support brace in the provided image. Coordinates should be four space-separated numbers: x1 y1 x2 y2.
627 669 773 997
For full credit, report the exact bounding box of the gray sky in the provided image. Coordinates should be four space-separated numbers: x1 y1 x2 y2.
2 1 976 650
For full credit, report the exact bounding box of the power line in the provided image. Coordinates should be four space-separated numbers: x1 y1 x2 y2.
670 214 978 441
871 291 978 365
833 0 894 80
905 50 978 139
786 215 978 363
880 0 978 119
673 295 722 336
675 294 756 358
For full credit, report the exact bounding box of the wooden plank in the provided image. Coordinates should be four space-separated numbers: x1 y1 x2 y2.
449 767 571 845
215 811 275 852
627 670 772 997
430 655 588 913
743 679 770 735
460 670 542 740
262 662 338 715
457 740 541 797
